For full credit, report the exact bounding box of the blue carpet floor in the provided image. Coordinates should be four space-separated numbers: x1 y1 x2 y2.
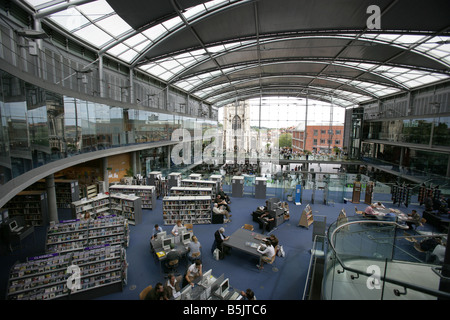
0 189 438 301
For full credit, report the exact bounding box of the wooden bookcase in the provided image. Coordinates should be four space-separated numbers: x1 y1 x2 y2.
298 204 314 228
352 181 361 203
162 196 212 225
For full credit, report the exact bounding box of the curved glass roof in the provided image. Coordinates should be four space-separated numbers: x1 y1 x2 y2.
22 0 450 108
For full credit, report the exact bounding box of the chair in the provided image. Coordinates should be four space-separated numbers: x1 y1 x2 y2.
242 224 254 231
184 223 193 232
139 285 152 300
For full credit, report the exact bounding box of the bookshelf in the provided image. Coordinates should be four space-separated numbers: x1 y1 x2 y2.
180 179 219 198
108 185 156 210
391 184 412 207
6 243 127 300
28 179 80 209
364 181 374 205
169 186 214 198
4 190 49 226
71 194 110 220
162 196 212 225
298 204 314 228
45 216 129 254
109 193 142 225
168 172 182 190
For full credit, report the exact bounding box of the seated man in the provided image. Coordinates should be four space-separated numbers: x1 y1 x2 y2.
217 187 231 203
256 239 276 270
213 203 231 222
258 210 275 233
252 201 269 222
405 209 421 230
215 195 231 212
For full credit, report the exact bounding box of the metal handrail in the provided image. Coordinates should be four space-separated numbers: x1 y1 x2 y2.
327 219 450 300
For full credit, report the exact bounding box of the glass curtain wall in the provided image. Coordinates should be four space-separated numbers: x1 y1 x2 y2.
0 70 216 186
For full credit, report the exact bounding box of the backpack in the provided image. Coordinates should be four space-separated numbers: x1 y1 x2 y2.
277 245 285 257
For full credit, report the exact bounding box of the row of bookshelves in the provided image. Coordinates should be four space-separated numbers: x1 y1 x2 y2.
3 191 49 226
71 193 142 225
418 185 441 205
7 244 127 300
46 216 129 254
162 195 212 225
109 185 156 210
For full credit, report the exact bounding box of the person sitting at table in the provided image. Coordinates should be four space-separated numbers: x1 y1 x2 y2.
214 227 230 255
240 288 256 300
256 239 276 270
164 274 182 300
187 235 202 262
405 209 422 230
183 259 203 287
171 220 184 236
164 246 180 273
266 234 279 248
151 224 163 240
213 203 231 222
373 202 385 209
144 282 165 300
364 204 377 218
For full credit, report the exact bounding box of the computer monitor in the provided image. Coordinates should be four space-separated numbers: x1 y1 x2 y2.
182 232 191 245
156 231 166 241
202 269 212 286
180 285 191 300
9 220 18 232
219 278 229 298
178 227 187 235
162 237 172 251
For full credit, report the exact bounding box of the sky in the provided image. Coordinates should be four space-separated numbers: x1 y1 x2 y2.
218 96 346 129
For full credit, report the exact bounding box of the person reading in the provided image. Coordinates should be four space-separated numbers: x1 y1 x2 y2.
256 239 275 270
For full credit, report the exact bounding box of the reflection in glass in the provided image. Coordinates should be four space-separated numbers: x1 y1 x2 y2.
0 70 216 186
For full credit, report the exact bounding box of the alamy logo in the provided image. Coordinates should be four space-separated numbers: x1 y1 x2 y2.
366 5 381 30
366 265 381 290
67 264 81 292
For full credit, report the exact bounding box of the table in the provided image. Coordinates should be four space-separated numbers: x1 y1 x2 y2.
222 228 264 265
151 236 189 276
373 207 408 221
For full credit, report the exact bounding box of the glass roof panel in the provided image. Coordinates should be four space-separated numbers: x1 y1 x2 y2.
118 49 139 62
48 7 90 31
106 43 129 56
95 15 131 38
73 24 112 47
142 24 168 41
182 3 207 20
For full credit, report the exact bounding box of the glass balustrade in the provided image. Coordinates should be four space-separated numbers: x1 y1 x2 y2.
323 216 450 300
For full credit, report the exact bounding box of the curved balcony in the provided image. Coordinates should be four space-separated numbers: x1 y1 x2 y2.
322 215 450 300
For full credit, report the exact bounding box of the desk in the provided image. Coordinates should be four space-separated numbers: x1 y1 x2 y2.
1 223 35 252
222 228 264 265
372 208 408 222
175 271 242 300
151 236 189 276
